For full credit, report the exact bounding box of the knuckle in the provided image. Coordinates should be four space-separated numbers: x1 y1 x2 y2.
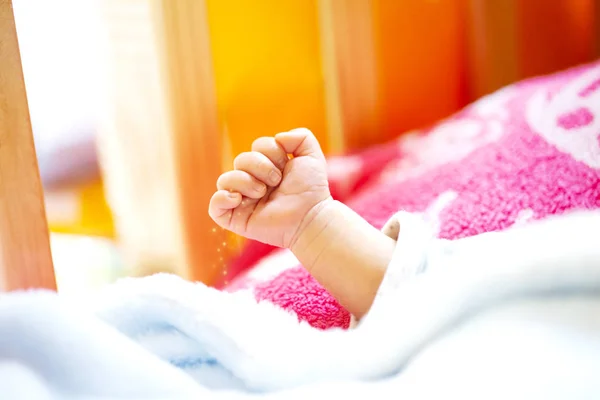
233 152 252 169
253 155 268 171
252 136 271 150
236 151 268 173
208 196 217 213
216 173 228 188
216 170 241 188
292 127 312 137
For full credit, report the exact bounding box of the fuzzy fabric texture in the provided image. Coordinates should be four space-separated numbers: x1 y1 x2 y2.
225 61 600 329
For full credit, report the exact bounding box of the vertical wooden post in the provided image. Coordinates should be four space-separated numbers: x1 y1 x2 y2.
0 0 55 291
516 0 595 79
318 0 380 153
98 0 227 284
465 0 519 100
595 0 600 56
371 0 467 137
153 0 228 284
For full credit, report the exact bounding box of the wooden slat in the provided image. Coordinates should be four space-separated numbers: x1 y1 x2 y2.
595 0 600 56
466 0 519 100
467 0 596 100
98 0 228 284
516 0 595 79
153 0 230 284
372 0 467 137
318 0 380 153
0 0 55 291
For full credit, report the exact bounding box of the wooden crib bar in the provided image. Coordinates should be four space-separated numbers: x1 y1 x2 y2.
97 0 229 283
0 0 56 291
597 0 600 56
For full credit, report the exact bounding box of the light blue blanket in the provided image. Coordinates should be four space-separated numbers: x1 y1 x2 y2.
1 211 600 399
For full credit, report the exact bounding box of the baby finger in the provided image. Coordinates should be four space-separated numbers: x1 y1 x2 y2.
216 170 267 199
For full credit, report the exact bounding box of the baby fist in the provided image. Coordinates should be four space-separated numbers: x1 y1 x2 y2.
209 128 332 248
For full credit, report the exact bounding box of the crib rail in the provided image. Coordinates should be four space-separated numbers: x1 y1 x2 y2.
0 0 55 291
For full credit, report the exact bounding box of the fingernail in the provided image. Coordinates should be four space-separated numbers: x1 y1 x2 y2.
254 183 265 193
269 169 281 185
228 192 238 198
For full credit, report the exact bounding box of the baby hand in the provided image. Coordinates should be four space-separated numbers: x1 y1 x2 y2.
208 128 332 248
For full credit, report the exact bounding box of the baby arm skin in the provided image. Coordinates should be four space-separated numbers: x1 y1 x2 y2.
291 199 395 319
209 128 394 319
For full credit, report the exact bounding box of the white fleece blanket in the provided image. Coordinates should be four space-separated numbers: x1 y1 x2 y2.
1 210 600 399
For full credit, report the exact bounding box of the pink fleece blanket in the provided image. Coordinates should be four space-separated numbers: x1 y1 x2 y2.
224 61 600 329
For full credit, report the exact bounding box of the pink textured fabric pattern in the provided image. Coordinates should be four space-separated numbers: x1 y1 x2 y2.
227 62 600 330
253 267 352 330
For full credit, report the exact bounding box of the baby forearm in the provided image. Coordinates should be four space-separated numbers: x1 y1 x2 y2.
291 199 396 319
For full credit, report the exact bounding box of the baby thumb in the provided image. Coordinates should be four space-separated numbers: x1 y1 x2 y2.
275 128 325 161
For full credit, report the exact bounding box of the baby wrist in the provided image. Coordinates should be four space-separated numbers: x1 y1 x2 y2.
289 198 344 272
